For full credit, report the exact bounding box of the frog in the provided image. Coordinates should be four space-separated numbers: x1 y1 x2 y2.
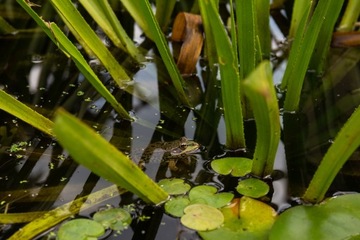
134 137 200 171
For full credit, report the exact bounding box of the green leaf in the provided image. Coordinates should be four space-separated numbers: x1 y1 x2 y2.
57 219 105 240
158 178 191 195
164 196 191 217
270 194 360 240
77 0 144 63
0 90 54 136
236 178 269 198
8 185 124 240
53 108 168 204
181 204 224 231
49 0 131 87
303 106 360 203
199 197 277 239
189 185 233 209
283 0 345 111
243 61 280 176
211 157 252 177
49 23 131 120
93 208 132 231
16 0 131 120
121 0 190 106
199 0 245 149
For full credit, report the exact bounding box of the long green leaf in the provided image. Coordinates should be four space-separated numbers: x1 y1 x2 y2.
49 23 131 120
53 109 169 204
155 0 177 31
288 0 314 39
0 90 54 136
337 0 360 32
78 0 145 63
16 0 131 120
121 0 190 106
199 0 245 149
283 0 345 111
236 0 256 80
8 185 124 240
303 107 360 203
49 0 131 87
243 61 280 176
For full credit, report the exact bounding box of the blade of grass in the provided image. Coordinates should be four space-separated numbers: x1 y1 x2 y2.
303 107 360 203
8 185 124 240
0 16 17 34
337 0 360 32
16 1 131 120
155 0 177 31
53 108 168 204
49 23 132 120
121 0 190 106
255 0 270 60
283 0 345 111
236 0 256 80
243 61 280 176
0 90 54 136
288 0 314 39
77 0 145 63
199 0 245 149
16 0 56 43
49 0 131 87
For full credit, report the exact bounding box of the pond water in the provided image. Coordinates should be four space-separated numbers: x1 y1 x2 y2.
0 1 359 239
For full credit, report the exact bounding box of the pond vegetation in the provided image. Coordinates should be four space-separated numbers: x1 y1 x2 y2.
0 0 360 239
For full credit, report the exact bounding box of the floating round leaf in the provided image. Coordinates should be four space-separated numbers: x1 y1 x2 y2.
57 219 105 240
181 204 224 231
164 196 191 217
211 157 252 177
157 178 191 195
270 194 360 240
93 208 132 231
236 178 269 198
199 197 277 239
189 185 234 208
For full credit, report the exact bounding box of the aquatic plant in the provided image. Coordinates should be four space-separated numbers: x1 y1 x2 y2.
1 0 360 239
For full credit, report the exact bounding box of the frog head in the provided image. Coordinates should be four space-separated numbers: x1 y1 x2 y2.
170 137 200 156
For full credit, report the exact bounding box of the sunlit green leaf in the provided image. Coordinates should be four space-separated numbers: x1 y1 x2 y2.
189 185 233 208
200 197 276 239
165 196 191 217
53 108 168 204
57 219 105 240
0 90 54 136
93 208 131 231
243 61 280 176
211 157 252 177
8 185 123 240
236 178 269 198
181 204 224 231
158 178 191 195
49 0 131 86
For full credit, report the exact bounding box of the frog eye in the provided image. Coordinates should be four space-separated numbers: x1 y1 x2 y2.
180 143 187 149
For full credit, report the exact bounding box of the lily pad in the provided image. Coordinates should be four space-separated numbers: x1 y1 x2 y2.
236 178 269 198
189 185 234 208
57 219 105 240
211 157 252 177
164 196 191 217
181 204 224 231
157 178 191 195
93 208 132 231
269 194 360 240
199 197 277 240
